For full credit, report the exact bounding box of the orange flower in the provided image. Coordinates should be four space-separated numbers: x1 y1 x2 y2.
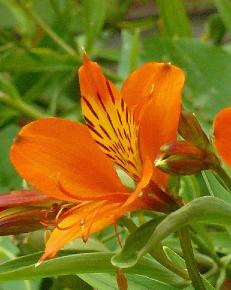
10 55 185 262
214 107 231 167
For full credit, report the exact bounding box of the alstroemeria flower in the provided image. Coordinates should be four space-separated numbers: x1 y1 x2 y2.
10 56 185 262
214 107 231 167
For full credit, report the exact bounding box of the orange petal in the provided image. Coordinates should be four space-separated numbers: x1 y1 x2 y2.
79 55 142 180
40 195 149 262
122 158 153 208
10 118 128 202
122 62 185 189
39 201 125 261
214 107 231 167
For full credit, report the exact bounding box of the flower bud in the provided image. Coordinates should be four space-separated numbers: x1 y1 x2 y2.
0 207 44 235
0 190 61 235
155 141 219 175
179 111 210 150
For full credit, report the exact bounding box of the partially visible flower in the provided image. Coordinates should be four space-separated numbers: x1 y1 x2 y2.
213 107 231 167
0 190 60 235
10 55 185 262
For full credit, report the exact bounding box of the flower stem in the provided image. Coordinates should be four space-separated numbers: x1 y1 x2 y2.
0 93 47 119
120 216 189 281
179 226 205 290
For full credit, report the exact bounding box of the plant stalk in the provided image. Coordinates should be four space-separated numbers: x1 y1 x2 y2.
213 164 231 192
0 93 47 120
179 226 205 290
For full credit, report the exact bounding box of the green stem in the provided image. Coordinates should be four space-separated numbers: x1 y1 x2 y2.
116 17 156 30
213 164 231 192
19 1 76 56
120 217 189 281
0 93 47 119
179 226 205 290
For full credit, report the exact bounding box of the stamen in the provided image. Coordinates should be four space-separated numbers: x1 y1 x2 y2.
55 204 74 223
58 179 78 200
82 201 107 242
58 177 128 202
114 222 122 248
59 201 91 220
56 218 80 231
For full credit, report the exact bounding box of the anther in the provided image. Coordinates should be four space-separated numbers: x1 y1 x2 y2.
138 191 143 198
82 235 88 243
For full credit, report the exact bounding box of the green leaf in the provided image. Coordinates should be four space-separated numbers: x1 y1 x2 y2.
184 277 216 290
118 29 140 79
80 273 179 290
202 171 231 204
180 175 201 202
0 124 21 192
209 231 231 255
0 252 186 287
51 275 92 290
111 217 164 268
206 14 226 45
163 247 186 269
0 236 39 290
125 197 231 267
83 0 106 53
0 74 20 100
156 0 192 38
0 48 79 72
213 0 231 35
0 0 34 35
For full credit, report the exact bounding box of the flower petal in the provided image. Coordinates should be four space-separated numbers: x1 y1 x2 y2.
79 55 142 180
10 118 128 202
122 158 153 208
214 107 231 167
122 62 185 189
39 196 149 262
39 201 123 261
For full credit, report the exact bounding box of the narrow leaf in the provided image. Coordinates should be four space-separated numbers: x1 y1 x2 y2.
0 252 186 287
213 0 231 35
111 217 164 268
156 0 192 37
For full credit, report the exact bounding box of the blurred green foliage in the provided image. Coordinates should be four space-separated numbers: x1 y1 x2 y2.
0 0 231 289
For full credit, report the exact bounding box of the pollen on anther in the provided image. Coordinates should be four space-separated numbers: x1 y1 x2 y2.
138 191 143 198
